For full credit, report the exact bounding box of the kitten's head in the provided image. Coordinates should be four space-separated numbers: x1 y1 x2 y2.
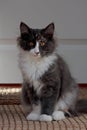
18 22 57 58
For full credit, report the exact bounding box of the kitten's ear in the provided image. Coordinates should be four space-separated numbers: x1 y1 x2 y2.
43 23 55 37
20 22 30 34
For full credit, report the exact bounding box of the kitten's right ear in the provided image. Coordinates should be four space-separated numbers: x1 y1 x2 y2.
20 22 30 34
42 23 55 38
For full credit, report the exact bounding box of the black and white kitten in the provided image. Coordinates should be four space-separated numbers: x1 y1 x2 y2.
18 22 79 121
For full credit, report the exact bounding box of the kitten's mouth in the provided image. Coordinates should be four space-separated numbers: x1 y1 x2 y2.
34 53 40 57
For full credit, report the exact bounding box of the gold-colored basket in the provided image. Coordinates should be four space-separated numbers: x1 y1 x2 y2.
0 87 21 104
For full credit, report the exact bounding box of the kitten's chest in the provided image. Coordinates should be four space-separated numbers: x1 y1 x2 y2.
19 53 57 95
20 54 57 81
21 58 47 81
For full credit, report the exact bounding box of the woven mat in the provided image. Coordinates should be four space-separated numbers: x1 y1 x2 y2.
0 87 87 130
0 105 87 130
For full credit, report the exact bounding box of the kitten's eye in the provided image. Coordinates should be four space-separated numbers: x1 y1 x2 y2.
40 41 45 46
29 42 34 46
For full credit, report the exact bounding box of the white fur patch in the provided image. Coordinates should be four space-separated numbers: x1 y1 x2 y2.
27 112 40 121
52 111 65 120
19 49 57 81
29 41 40 56
34 41 40 54
55 99 67 111
40 114 52 121
27 103 41 121
55 90 78 111
18 49 57 94
32 104 41 113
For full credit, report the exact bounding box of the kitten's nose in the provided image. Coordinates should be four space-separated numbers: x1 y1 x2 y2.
35 51 40 55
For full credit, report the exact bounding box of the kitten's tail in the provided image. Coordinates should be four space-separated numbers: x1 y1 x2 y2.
76 99 87 113
65 99 87 117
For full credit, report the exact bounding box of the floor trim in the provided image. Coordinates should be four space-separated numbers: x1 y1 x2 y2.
79 84 87 88
0 84 87 88
0 84 21 88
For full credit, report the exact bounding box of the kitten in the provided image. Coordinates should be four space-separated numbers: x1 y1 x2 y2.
18 22 79 121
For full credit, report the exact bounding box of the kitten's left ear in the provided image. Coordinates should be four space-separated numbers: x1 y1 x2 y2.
43 23 55 37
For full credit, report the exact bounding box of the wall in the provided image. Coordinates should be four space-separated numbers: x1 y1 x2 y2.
0 39 87 84
0 0 87 39
0 0 87 83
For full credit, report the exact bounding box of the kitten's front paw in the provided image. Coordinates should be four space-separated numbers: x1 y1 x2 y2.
40 114 52 121
27 112 40 121
52 111 65 120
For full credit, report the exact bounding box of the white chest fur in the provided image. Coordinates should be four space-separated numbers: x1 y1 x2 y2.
19 51 57 81
19 50 57 92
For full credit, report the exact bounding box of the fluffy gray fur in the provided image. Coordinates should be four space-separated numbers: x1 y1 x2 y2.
18 22 79 121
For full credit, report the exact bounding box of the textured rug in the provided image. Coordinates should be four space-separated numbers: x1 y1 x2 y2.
0 87 87 130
